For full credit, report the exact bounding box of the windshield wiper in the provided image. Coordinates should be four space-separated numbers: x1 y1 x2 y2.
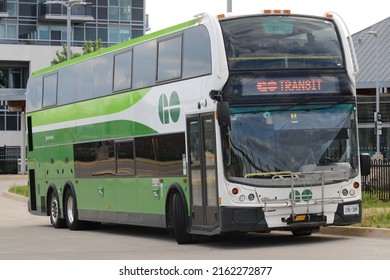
230 97 312 115
245 171 292 178
301 97 353 112
282 97 311 111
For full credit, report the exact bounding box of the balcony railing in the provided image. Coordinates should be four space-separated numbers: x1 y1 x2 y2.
0 89 26 101
38 2 94 23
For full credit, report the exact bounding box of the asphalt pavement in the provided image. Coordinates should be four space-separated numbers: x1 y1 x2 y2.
2 174 390 240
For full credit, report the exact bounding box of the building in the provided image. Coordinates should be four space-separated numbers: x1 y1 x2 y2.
353 17 390 159
0 0 146 174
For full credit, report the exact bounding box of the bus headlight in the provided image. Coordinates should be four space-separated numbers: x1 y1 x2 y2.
248 193 255 201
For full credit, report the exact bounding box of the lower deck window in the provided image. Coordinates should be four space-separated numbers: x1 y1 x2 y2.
74 133 185 178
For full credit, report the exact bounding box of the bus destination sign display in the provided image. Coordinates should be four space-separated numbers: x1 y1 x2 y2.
241 76 339 96
257 79 322 93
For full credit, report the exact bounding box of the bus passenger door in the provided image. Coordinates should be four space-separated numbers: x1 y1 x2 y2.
187 114 219 233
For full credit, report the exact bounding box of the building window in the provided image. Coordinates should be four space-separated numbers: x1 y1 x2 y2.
7 0 17 17
108 0 131 22
0 66 29 89
0 102 21 131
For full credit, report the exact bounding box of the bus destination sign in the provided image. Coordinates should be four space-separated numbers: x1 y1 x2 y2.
241 76 339 96
257 79 323 93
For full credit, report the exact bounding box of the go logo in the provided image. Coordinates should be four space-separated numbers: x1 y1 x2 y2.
158 91 180 124
289 189 313 202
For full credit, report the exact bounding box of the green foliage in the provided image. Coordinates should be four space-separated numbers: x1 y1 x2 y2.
362 192 390 208
51 44 81 65
354 192 390 228
52 39 103 65
8 185 28 197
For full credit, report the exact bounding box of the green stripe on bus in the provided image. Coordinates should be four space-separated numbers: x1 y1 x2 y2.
33 120 158 147
32 19 199 77
29 88 150 127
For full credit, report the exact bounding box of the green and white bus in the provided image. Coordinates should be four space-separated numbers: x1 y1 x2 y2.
27 11 362 244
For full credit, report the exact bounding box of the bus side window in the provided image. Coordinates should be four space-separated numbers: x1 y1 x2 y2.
182 26 212 78
133 40 157 89
42 73 58 108
113 50 133 92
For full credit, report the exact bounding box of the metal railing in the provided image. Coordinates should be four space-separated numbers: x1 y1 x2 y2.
0 146 21 174
362 159 390 201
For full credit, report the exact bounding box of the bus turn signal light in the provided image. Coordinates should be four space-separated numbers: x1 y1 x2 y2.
325 13 334 19
263 9 291 14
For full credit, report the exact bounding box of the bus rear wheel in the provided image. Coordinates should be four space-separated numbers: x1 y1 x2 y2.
64 189 85 230
49 191 66 228
172 192 193 244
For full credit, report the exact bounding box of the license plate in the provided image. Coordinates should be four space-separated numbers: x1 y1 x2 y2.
294 214 307 222
344 204 359 215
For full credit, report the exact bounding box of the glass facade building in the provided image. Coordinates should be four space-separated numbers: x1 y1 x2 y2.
1 0 145 46
0 0 145 155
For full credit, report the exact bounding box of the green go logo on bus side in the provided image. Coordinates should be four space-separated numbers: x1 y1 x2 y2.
158 91 180 124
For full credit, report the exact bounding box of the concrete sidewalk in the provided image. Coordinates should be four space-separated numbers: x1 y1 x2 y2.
320 225 390 239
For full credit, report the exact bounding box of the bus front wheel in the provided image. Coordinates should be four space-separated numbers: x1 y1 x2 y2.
49 191 66 228
64 189 85 230
172 192 193 245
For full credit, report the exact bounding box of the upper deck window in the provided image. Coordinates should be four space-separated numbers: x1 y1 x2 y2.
220 15 344 70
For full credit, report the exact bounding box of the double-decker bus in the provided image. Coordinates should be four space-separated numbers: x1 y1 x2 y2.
27 10 361 244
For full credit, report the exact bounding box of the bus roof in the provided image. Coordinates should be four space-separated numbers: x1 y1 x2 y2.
32 11 346 78
32 18 200 77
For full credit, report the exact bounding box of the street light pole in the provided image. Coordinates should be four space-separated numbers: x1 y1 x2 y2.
66 4 71 60
366 31 381 155
227 0 232 12
44 0 87 60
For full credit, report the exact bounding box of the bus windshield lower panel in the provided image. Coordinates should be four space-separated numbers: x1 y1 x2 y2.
222 104 359 187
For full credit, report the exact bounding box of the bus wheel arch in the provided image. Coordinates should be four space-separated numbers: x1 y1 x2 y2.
63 182 85 230
165 184 193 244
47 184 66 228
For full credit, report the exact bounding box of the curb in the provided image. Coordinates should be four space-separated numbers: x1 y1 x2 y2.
0 174 28 179
2 191 28 203
320 225 390 239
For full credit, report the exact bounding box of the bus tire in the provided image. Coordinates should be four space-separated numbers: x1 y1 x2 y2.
172 192 193 244
64 189 85 230
49 191 66 228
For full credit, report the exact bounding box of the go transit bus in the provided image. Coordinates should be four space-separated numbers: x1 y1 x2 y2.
27 10 362 244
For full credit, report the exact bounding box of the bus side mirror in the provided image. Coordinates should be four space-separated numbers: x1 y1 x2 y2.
360 153 371 176
217 102 231 128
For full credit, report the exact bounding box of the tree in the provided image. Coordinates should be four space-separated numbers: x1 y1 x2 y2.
51 44 81 65
82 39 103 55
51 39 103 65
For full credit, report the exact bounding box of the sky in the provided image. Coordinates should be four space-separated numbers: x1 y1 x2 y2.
145 0 389 35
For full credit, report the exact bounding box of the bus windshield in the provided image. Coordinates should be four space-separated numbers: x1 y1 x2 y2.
223 104 359 186
220 15 344 70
